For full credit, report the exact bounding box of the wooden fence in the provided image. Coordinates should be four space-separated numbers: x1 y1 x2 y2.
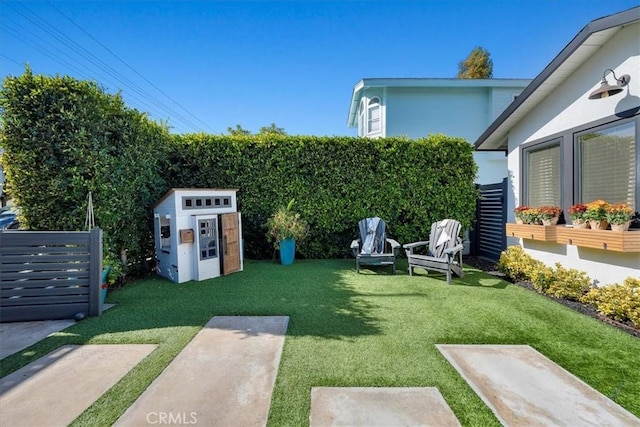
0 229 103 322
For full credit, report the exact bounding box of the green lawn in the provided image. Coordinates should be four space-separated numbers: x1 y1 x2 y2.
2 259 639 426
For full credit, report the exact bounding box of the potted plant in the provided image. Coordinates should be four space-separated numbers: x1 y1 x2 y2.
605 203 634 231
584 200 610 230
514 206 530 224
567 203 589 228
266 199 308 265
521 208 541 225
538 205 562 226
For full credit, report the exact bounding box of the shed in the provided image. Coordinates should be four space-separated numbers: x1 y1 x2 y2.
153 188 243 283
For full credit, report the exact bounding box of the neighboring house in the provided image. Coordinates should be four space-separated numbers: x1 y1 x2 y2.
475 7 640 285
347 78 531 184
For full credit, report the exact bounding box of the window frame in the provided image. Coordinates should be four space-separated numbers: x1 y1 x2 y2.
521 137 563 209
358 100 365 136
367 97 381 135
573 118 638 210
519 110 639 225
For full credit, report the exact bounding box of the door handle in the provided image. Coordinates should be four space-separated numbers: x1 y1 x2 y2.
223 235 227 255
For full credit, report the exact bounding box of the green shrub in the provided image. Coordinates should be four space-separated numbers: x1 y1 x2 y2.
531 264 554 293
540 263 591 301
582 277 640 327
499 248 590 301
1 69 479 268
0 67 170 275
497 246 543 282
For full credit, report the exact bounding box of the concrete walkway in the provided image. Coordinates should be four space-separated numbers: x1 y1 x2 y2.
115 316 289 427
2 319 639 426
310 387 461 426
0 344 156 427
437 344 640 426
0 319 74 359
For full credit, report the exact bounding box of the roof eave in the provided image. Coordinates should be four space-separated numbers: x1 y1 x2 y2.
474 6 640 151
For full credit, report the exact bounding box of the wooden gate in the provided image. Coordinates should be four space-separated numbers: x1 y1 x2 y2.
0 229 103 322
472 178 507 260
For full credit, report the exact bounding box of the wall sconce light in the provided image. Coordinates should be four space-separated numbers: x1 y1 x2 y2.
588 69 631 100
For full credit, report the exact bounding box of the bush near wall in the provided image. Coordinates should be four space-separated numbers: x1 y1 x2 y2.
583 278 640 328
166 133 479 259
0 68 170 275
497 246 640 328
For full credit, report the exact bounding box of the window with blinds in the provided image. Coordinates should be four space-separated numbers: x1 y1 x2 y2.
526 142 561 207
577 121 636 210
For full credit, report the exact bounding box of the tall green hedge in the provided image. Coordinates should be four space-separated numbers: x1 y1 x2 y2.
0 68 169 273
167 133 479 259
1 70 479 272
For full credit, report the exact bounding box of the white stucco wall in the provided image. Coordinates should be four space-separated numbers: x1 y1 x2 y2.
507 23 640 286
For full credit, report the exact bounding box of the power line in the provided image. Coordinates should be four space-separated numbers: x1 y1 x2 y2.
6 2 200 133
2 2 213 134
45 1 216 133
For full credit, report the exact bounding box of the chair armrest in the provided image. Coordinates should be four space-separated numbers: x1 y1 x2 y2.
351 239 361 257
444 244 464 256
403 241 429 250
386 238 400 249
387 238 401 256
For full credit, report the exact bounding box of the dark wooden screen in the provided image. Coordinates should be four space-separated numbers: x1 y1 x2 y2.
472 178 507 261
0 229 103 322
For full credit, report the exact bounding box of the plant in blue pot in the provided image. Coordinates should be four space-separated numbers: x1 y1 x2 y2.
266 199 308 265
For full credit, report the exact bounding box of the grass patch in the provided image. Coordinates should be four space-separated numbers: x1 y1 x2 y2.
1 259 639 426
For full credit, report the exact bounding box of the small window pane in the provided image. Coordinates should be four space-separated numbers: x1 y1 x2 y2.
368 99 381 134
526 143 561 207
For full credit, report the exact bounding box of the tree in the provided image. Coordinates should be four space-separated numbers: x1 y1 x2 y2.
227 124 252 135
259 123 287 135
457 46 493 79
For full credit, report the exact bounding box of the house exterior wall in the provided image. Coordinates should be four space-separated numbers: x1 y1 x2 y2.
370 85 527 184
506 23 640 286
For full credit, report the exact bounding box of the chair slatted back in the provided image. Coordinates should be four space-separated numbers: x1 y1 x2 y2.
358 217 387 254
428 219 461 258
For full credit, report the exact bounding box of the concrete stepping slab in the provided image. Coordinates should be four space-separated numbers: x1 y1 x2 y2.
0 319 74 359
0 344 156 427
310 387 461 427
115 316 289 427
437 344 640 427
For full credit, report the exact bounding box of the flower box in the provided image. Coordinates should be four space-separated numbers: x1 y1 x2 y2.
556 226 640 252
505 223 558 242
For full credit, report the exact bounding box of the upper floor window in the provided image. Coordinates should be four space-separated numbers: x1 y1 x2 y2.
576 121 636 210
367 97 381 134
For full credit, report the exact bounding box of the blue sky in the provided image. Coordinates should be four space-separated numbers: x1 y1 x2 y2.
1 1 638 136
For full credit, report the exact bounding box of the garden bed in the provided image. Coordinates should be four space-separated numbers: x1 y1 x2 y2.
464 256 640 339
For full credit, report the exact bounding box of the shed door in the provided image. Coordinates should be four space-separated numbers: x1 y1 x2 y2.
194 215 220 280
221 213 240 275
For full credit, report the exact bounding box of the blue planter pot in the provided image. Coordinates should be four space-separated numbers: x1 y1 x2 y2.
101 266 110 305
279 238 296 265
